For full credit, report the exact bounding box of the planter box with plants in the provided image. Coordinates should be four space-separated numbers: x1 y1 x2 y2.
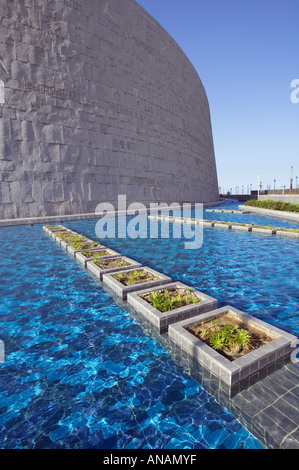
58 232 89 250
201 220 214 227
43 224 65 235
102 267 172 300
86 255 142 280
127 282 218 333
251 227 276 235
213 222 232 229
75 247 120 267
47 226 71 238
168 305 297 386
231 224 252 232
53 229 77 244
66 237 103 256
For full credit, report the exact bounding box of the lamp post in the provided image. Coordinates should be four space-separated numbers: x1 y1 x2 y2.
257 174 260 201
274 179 276 191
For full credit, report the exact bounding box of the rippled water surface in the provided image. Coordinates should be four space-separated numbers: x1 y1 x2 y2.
0 203 298 449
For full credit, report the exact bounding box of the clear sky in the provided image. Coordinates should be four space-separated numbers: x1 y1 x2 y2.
136 0 299 193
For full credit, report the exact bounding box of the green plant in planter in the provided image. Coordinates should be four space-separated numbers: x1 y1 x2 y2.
61 234 79 242
82 249 107 259
69 237 90 250
149 288 200 312
56 231 70 238
209 332 226 351
235 328 251 349
125 270 145 284
70 241 85 250
150 290 177 312
200 327 209 341
185 288 200 305
45 225 61 230
209 323 251 353
114 270 157 285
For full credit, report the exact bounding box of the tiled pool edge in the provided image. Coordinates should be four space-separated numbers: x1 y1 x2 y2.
42 224 299 449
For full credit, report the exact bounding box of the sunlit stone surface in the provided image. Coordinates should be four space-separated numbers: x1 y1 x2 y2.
0 0 219 219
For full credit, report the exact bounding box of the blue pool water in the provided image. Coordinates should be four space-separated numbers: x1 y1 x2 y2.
204 201 299 230
0 204 298 449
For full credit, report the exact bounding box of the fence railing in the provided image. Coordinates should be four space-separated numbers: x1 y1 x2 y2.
260 189 299 195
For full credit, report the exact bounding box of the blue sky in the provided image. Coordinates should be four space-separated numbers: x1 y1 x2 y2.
136 0 299 193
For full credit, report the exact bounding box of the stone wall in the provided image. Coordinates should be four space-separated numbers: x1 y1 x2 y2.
259 194 299 204
0 0 219 219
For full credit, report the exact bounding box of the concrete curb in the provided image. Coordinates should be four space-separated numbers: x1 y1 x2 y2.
239 205 299 223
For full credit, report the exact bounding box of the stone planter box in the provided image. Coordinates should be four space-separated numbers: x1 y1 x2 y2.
251 227 276 235
43 225 66 233
102 267 172 300
58 232 82 249
213 223 232 229
127 282 218 333
75 247 120 267
276 230 299 239
53 229 76 243
231 225 252 232
66 239 102 256
50 227 69 238
43 225 64 235
57 235 91 251
168 305 297 387
86 256 142 281
43 226 52 236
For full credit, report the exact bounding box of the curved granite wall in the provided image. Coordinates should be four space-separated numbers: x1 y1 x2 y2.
0 0 219 219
